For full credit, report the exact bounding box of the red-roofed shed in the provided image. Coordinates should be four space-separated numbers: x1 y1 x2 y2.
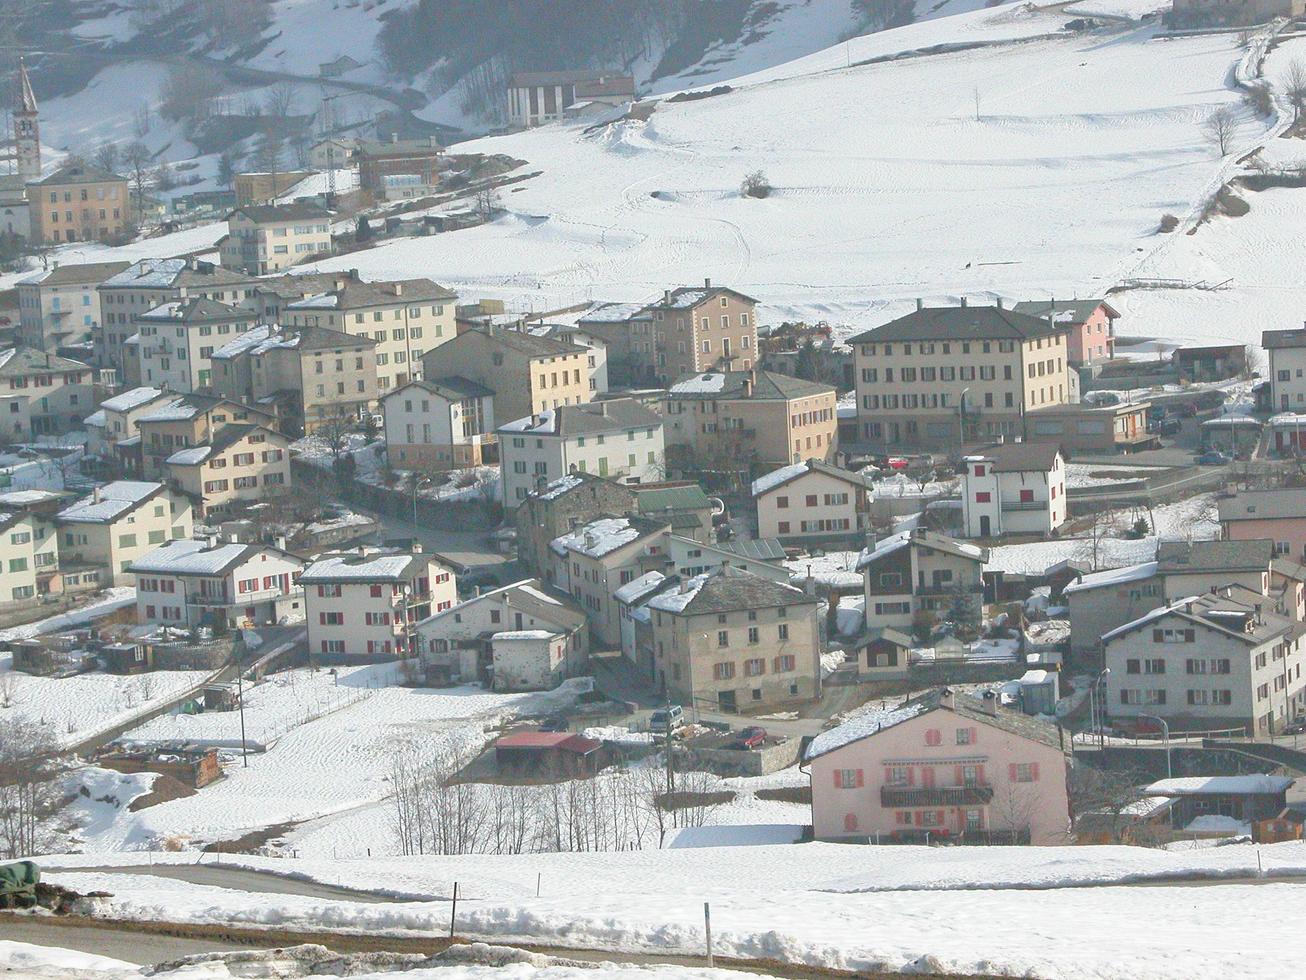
495 730 608 777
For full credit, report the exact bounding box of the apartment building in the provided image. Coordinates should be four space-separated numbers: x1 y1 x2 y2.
134 393 278 478
549 515 671 646
17 261 128 350
576 302 656 386
98 259 259 379
528 322 609 394
164 423 292 515
220 202 333 275
506 71 635 127
807 689 1069 844
285 273 457 393
1263 324 1306 414
960 443 1067 538
355 136 443 201
0 495 61 607
498 399 665 506
859 528 988 633
136 297 257 392
210 323 379 434
302 548 456 659
416 578 588 687
1219 488 1306 562
1012 299 1118 365
647 565 821 711
0 347 96 438
130 538 304 629
663 370 837 468
56 480 193 584
381 376 494 469
421 326 591 424
642 281 758 384
1103 589 1306 735
752 458 875 543
83 386 171 459
849 302 1073 450
512 471 640 576
27 164 130 244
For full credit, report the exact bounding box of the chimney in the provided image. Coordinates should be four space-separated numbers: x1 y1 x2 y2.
412 541 423 554
980 690 999 716
940 688 955 709
334 277 346 291
392 132 399 143
663 289 671 305
599 401 609 416
996 297 1004 310
584 531 597 551
274 534 286 551
915 298 923 312
350 268 360 281
704 277 712 289
393 282 403 296
959 296 968 308
742 370 755 398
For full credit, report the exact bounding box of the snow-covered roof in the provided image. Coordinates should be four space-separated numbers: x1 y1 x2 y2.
130 539 291 576
210 323 279 360
0 489 65 506
1100 599 1190 643
298 550 422 583
805 701 929 761
57 481 161 523
138 398 201 422
646 572 710 614
287 292 340 309
1144 775 1293 796
614 570 665 604
500 409 555 433
751 461 807 496
491 629 559 641
83 409 106 427
549 516 660 559
536 473 584 500
854 532 910 568
165 445 212 466
669 373 728 394
1062 561 1158 595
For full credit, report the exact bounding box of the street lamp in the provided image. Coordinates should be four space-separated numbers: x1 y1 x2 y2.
1139 713 1171 779
410 476 433 525
1087 667 1110 750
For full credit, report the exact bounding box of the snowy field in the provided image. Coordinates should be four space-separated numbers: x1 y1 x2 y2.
41 840 1306 977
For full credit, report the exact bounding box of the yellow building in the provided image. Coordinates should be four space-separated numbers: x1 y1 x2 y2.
27 164 131 244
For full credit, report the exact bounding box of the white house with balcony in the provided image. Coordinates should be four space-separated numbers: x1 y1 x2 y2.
129 538 304 629
960 442 1066 538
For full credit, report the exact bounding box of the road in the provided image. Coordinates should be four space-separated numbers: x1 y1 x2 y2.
50 863 405 903
366 507 517 575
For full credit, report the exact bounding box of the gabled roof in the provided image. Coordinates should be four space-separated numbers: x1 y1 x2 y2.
1155 538 1274 574
847 305 1063 344
1218 488 1306 523
632 484 711 514
577 301 652 325
752 458 873 497
130 539 300 577
1102 591 1297 646
965 442 1063 473
416 578 585 632
1262 327 1306 350
299 549 431 584
99 386 167 413
231 201 332 223
138 296 250 324
498 399 660 437
446 326 585 359
32 163 124 186
667 370 832 401
100 259 256 291
57 481 163 524
550 514 667 559
647 564 813 617
1011 299 1118 326
0 346 91 378
18 261 130 287
285 276 455 310
381 375 493 404
523 470 615 503
856 528 987 570
804 689 1064 761
1062 561 1158 595
643 284 758 310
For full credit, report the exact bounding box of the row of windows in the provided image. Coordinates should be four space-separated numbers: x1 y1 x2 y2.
203 473 284 492
1124 657 1231 675
712 654 797 680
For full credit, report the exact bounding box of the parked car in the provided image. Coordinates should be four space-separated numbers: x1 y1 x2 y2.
1154 417 1182 436
1285 719 1306 735
538 716 568 733
650 704 684 733
1195 450 1231 466
729 726 767 750
886 456 910 471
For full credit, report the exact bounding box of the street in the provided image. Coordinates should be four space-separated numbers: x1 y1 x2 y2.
363 507 517 575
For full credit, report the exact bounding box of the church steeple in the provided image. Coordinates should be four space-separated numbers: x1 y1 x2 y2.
13 57 39 182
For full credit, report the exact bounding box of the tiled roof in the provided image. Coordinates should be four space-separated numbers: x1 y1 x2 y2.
648 564 813 616
1011 299 1117 326
498 398 660 437
666 370 832 401
232 201 332 223
1155 538 1274 573
847 305 1063 344
18 261 129 287
0 346 91 378
1218 489 1306 522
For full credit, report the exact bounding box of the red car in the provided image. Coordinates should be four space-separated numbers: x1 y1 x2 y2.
886 456 909 471
730 726 767 750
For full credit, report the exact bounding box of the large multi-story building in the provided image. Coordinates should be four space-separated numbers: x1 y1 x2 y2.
662 370 837 469
301 548 456 659
27 164 130 244
858 528 988 634
959 443 1067 539
506 71 635 127
134 393 278 478
0 346 96 438
16 261 128 351
209 322 379 434
219 202 333 275
381 376 495 469
642 281 758 384
752 458 875 543
421 326 591 424
647 565 821 711
130 538 304 629
849 302 1073 450
136 297 257 392
1103 589 1306 736
285 273 457 394
164 423 292 515
1263 324 1306 416
0 489 61 608
355 136 443 201
498 399 665 506
97 259 259 380
56 480 193 584
576 302 656 386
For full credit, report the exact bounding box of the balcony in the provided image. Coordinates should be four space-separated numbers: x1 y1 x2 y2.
881 785 993 807
915 582 981 597
1000 499 1047 512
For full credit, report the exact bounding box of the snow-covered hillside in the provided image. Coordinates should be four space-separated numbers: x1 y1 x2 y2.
290 4 1271 345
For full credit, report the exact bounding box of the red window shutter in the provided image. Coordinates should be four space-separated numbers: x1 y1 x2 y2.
906 767 915 786
883 767 893 784
936 810 945 826
1009 763 1018 782
320 641 327 653
844 813 858 832
834 770 843 789
1030 763 1040 782
976 764 985 786
318 612 325 624
1020 489 1033 502
925 728 941 746
955 766 965 785
922 768 935 788
969 727 978 744
855 769 865 787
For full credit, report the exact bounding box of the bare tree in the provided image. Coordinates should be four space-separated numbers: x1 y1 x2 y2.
122 142 153 218
0 720 66 858
264 82 299 122
473 185 500 222
740 169 771 198
1069 765 1151 844
92 141 120 174
1284 60 1306 124
317 407 357 461
1203 106 1238 156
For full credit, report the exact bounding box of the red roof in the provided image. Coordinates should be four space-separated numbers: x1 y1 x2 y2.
496 731 602 754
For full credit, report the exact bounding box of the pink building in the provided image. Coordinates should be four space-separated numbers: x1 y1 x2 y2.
807 689 1070 844
1014 299 1118 365
1219 489 1306 563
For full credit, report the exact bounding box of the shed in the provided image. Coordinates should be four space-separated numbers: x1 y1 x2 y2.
203 683 241 711
1142 775 1293 828
494 731 607 777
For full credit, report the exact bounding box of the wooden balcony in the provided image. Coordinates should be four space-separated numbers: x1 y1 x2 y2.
880 785 993 807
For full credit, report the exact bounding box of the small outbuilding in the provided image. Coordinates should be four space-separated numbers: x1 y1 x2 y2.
494 731 608 778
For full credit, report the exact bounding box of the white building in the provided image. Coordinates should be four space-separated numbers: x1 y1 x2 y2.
136 297 258 392
752 458 875 543
16 260 128 351
506 71 635 128
301 547 456 659
381 376 495 469
498 399 665 506
130 538 304 629
220 203 333 276
1264 324 1306 414
1103 588 1306 736
415 578 588 687
960 442 1066 538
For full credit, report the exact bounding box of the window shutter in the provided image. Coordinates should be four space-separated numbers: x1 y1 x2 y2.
883 767 893 784
925 728 941 746
976 764 985 785
1009 763 1018 782
1030 763 1040 782
955 766 965 785
318 612 325 624
1185 629 1195 643
855 769 865 788
922 768 935 788
906 767 915 786
936 810 945 826
844 813 858 832
969 727 978 744
914 811 923 826
834 770 843 789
